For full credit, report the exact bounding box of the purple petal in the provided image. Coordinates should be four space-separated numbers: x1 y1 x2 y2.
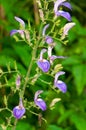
10 29 24 37
42 24 50 36
45 36 53 44
40 49 47 60
54 80 67 93
37 59 50 72
56 10 71 21
61 2 72 10
55 71 65 81
10 29 19 36
14 16 25 28
13 106 25 119
50 55 66 61
35 98 47 111
34 90 43 101
54 0 66 13
63 22 76 36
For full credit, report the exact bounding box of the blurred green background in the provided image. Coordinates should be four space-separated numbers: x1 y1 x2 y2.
0 0 86 130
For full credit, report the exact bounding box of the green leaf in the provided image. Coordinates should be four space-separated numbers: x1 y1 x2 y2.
0 55 26 74
70 114 86 130
58 110 73 124
13 44 31 68
47 125 63 130
16 121 34 130
72 64 86 95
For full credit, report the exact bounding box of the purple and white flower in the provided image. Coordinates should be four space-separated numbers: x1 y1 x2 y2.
54 71 67 93
42 24 53 44
54 0 72 21
10 16 25 38
34 90 47 111
13 98 25 119
37 49 50 72
48 46 66 64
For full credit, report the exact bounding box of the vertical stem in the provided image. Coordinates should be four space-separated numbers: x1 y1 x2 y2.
33 0 40 25
12 119 18 130
22 40 38 98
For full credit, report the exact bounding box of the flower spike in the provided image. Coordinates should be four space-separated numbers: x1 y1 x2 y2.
34 90 47 111
54 71 67 93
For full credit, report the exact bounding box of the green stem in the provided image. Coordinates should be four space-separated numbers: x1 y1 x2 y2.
12 119 18 130
21 41 38 98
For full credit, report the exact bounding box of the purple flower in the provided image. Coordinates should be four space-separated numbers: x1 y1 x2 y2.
54 71 67 93
34 90 47 111
45 36 53 44
37 49 50 72
47 45 66 64
50 55 66 64
61 2 72 10
54 0 72 21
42 24 53 44
10 16 25 38
13 98 25 119
10 29 24 37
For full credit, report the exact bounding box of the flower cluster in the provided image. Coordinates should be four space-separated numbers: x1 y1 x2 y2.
11 0 75 119
36 0 75 110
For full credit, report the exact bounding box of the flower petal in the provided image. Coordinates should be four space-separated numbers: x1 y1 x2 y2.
13 106 25 119
35 98 47 111
40 49 47 60
63 22 76 36
42 24 50 36
45 36 53 44
54 0 66 13
10 29 24 37
61 2 72 10
14 16 25 28
56 10 71 21
34 90 43 101
10 29 19 36
50 55 66 61
37 59 50 72
54 80 67 93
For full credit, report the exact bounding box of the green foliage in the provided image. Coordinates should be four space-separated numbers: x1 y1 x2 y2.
0 0 86 130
